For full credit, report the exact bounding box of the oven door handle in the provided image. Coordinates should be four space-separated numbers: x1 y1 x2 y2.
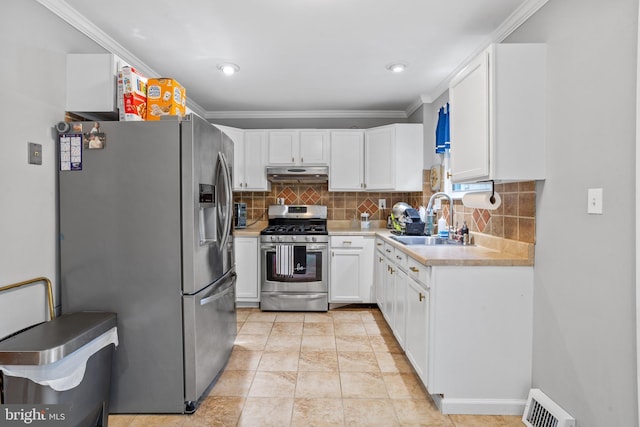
261 245 326 251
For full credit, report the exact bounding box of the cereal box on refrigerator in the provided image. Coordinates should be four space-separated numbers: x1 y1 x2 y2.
146 78 186 120
118 66 147 121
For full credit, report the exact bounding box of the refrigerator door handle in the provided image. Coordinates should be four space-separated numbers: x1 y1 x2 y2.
200 274 236 306
217 151 233 251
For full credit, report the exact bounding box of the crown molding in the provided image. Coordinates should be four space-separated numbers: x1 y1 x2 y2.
36 0 208 117
425 0 549 103
205 110 408 120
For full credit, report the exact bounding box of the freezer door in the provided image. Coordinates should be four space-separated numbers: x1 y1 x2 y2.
183 270 237 405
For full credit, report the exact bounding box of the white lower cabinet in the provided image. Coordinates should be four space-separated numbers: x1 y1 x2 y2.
234 237 260 303
374 239 386 308
405 272 430 384
329 236 374 303
374 241 533 416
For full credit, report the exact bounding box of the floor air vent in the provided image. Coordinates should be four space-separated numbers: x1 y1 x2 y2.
523 389 576 427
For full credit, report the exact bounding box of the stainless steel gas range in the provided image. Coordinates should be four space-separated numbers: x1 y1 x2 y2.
260 205 328 311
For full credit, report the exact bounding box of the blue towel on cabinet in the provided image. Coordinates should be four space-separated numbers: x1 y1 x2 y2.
435 103 450 154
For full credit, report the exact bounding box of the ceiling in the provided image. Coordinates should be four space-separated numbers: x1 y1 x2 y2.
39 0 544 119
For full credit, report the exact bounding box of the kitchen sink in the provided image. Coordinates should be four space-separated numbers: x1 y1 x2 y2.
390 235 466 246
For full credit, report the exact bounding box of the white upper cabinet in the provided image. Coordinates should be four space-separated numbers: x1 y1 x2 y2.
267 130 329 165
449 43 546 183
329 130 365 191
364 126 395 190
66 53 118 113
229 129 269 191
330 124 423 192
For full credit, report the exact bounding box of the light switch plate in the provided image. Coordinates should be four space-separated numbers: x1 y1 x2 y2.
28 142 42 165
587 188 603 214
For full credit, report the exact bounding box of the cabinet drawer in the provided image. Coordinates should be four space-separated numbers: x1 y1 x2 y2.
383 242 395 259
394 249 408 272
408 257 429 286
331 235 365 248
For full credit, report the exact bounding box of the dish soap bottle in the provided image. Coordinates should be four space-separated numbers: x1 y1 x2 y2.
437 214 448 238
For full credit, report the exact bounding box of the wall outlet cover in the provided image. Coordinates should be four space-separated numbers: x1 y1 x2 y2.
28 142 42 165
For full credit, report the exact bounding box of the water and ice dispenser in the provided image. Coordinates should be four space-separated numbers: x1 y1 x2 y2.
198 184 217 245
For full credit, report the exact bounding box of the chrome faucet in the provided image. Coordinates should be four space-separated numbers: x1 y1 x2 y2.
425 192 454 236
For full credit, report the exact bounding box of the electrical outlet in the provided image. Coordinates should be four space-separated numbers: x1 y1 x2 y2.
378 199 386 209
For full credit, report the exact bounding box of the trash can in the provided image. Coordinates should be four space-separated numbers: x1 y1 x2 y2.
0 312 117 427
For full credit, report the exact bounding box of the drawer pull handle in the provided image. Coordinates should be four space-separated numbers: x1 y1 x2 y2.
396 255 402 260
419 292 425 302
410 267 419 273
385 249 391 253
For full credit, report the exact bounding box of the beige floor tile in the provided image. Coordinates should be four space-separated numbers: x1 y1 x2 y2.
335 335 372 352
248 371 297 397
188 396 244 427
258 350 300 372
382 372 429 399
342 398 400 427
304 312 334 323
363 320 393 336
107 415 134 427
226 350 263 371
359 310 382 322
265 334 302 351
301 334 337 351
337 351 380 372
239 321 273 335
391 399 454 426
209 370 255 397
236 310 251 322
234 333 269 351
270 321 304 335
237 397 294 427
236 322 243 333
331 310 366 322
334 321 368 336
298 351 339 372
375 351 414 373
448 414 525 427
127 415 184 427
369 335 403 353
291 398 345 427
275 312 305 322
303 322 335 335
340 371 388 398
295 371 342 398
246 312 277 322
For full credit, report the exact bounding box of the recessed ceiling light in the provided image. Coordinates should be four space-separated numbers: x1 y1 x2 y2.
218 63 240 76
386 63 407 73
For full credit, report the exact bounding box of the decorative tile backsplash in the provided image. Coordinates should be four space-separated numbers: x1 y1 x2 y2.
233 171 537 244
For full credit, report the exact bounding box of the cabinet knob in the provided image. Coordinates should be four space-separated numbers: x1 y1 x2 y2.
410 267 419 273
378 257 383 262
419 292 425 302
292 157 295 163
301 157 304 163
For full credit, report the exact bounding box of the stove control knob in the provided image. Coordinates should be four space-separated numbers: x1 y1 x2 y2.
271 236 277 242
305 236 312 242
291 236 297 241
278 236 284 242
311 236 317 242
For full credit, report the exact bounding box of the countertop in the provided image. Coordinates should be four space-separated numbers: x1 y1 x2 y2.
233 220 534 267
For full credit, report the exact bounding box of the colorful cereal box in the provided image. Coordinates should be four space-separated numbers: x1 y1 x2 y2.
118 67 147 121
146 78 186 120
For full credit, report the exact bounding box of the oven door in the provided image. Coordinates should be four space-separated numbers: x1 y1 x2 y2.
261 242 327 293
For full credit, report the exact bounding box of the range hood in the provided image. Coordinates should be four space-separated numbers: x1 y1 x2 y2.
266 166 329 184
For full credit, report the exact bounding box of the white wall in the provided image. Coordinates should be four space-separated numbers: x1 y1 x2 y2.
506 0 638 425
0 0 105 338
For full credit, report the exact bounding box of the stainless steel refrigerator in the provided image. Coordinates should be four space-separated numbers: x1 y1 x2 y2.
57 114 237 413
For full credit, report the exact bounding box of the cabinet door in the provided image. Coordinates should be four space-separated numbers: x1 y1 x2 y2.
330 248 364 302
329 131 364 191
393 268 407 349
268 131 298 165
244 131 269 190
405 277 429 383
383 258 395 325
364 126 395 190
299 131 329 165
374 241 386 308
234 237 259 301
449 51 490 182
